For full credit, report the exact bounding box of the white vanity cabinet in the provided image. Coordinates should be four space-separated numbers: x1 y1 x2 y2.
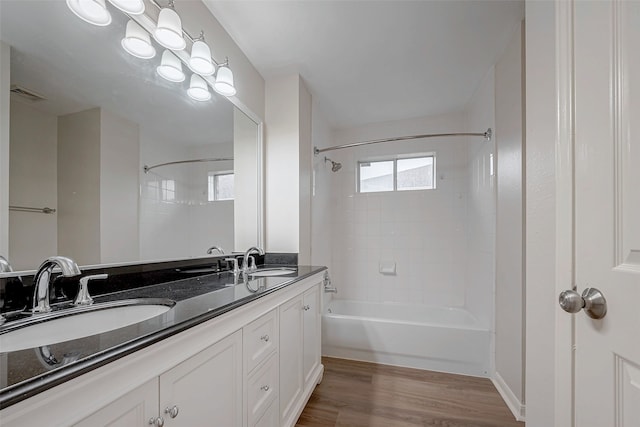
0 271 325 427
74 331 243 427
158 330 243 426
302 286 321 386
243 309 279 427
73 379 158 427
279 284 323 427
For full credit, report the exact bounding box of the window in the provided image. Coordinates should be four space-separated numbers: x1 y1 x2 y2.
358 155 435 193
160 179 175 201
208 172 234 201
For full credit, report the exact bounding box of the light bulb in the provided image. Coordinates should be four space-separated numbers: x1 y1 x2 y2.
187 74 211 101
157 50 185 83
66 0 112 26
214 64 236 97
189 40 215 76
154 7 186 51
121 20 156 59
108 0 145 15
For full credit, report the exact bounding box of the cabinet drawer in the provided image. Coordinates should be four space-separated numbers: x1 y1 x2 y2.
247 352 278 427
254 400 279 427
244 309 278 373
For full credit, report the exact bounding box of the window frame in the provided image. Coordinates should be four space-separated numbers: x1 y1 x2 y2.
356 153 436 194
208 171 235 201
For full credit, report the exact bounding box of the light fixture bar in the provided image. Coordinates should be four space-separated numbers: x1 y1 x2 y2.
313 129 492 155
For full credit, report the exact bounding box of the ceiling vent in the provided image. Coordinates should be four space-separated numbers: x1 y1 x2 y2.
10 84 47 102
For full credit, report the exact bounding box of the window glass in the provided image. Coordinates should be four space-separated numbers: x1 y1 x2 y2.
359 160 394 193
214 173 234 200
357 155 435 193
397 157 434 190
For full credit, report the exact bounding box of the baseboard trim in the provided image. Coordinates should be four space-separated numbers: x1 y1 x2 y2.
491 372 525 422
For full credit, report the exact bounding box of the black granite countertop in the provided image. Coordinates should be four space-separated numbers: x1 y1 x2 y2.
0 264 326 409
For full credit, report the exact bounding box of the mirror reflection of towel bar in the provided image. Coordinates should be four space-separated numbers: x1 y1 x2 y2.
9 205 56 214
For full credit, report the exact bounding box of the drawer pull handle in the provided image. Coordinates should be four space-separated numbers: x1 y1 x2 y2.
261 385 270 392
303 305 311 311
149 416 165 426
260 334 269 342
164 405 179 419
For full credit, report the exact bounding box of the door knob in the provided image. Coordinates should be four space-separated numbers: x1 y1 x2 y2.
559 287 607 319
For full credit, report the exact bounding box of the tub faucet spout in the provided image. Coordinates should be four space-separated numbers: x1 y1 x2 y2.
32 256 81 313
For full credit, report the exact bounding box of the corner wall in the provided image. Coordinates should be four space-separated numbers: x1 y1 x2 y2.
264 74 312 262
493 22 526 420
464 68 496 332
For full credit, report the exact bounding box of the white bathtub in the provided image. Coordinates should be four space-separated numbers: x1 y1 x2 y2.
322 299 491 377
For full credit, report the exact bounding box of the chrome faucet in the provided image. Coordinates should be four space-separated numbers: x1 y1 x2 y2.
0 255 13 273
32 256 81 313
241 246 264 273
206 246 225 255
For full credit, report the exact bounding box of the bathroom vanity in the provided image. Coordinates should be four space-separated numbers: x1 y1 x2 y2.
0 263 326 427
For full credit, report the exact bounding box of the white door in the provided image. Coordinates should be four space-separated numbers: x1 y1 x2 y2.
570 0 640 425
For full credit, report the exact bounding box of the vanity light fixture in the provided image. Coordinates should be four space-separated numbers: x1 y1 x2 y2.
107 0 145 15
66 0 112 26
153 0 186 51
187 74 212 102
189 32 215 76
214 59 236 97
66 0 237 99
121 20 156 59
157 50 185 82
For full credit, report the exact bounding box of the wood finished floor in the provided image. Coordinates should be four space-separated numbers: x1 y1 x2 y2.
296 357 524 427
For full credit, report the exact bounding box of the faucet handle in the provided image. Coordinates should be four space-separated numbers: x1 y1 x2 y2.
248 255 257 272
73 274 108 306
224 258 239 275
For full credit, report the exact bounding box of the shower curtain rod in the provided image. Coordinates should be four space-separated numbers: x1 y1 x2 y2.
313 128 492 155
143 157 233 174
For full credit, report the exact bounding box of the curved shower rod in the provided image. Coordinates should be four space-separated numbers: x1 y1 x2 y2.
313 128 492 155
143 157 233 174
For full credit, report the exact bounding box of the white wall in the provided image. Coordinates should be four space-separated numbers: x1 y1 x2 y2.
310 101 334 272
464 69 496 331
0 42 10 258
327 112 470 307
57 108 101 265
234 109 260 250
100 109 139 264
494 22 525 418
58 108 140 266
139 132 234 261
264 74 312 260
8 100 58 270
525 2 564 425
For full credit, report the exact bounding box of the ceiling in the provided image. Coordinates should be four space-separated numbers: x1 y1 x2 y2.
204 0 524 129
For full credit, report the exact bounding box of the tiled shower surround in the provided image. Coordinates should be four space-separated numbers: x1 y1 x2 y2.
312 70 496 331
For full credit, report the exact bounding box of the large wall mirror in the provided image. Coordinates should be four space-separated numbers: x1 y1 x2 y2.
0 0 263 272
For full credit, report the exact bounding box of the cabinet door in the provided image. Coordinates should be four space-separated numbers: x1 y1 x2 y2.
74 378 158 427
302 284 320 386
279 295 304 425
159 330 243 427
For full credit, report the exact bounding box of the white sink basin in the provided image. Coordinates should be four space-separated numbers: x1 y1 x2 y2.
0 299 174 353
249 267 297 277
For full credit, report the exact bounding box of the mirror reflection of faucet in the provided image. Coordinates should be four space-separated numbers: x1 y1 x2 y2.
36 345 80 368
206 246 225 255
